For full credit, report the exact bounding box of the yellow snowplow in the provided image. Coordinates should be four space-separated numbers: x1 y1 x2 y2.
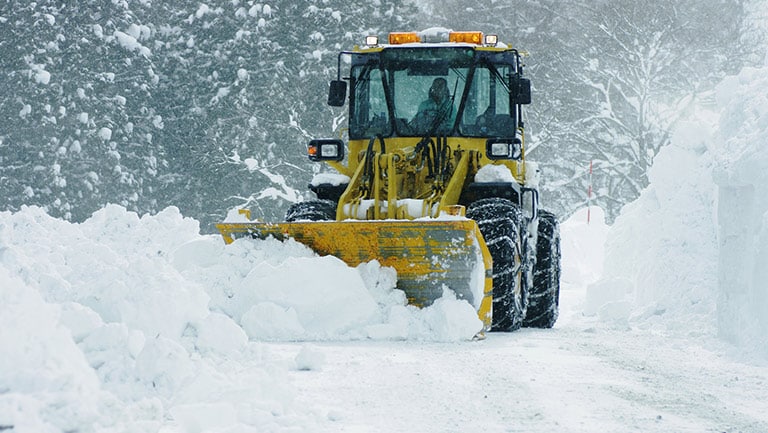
217 29 561 332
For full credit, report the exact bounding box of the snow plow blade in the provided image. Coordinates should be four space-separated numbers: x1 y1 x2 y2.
216 220 493 329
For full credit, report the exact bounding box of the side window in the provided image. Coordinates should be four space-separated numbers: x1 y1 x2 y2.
493 65 511 118
462 68 489 125
460 65 514 137
368 69 388 126
351 68 390 138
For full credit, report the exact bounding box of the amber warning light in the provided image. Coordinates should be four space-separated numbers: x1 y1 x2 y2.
383 31 490 45
388 32 421 44
448 31 483 44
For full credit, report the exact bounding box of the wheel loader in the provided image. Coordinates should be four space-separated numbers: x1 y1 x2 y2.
217 28 561 332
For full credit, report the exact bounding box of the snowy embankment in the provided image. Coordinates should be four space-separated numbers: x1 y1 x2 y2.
711 64 768 354
586 59 768 357
587 117 719 332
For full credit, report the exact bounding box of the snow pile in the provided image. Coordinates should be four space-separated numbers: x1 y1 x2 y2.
711 63 768 355
474 163 515 182
474 162 540 187
310 172 350 186
0 269 105 433
589 59 768 355
591 117 719 331
0 205 482 432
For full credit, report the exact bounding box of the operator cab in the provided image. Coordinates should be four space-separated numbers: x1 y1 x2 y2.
328 30 531 141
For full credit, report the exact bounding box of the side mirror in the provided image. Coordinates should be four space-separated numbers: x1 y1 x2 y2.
328 80 347 107
308 138 345 162
486 137 523 161
512 76 531 105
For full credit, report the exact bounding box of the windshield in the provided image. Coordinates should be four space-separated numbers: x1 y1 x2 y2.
349 48 518 139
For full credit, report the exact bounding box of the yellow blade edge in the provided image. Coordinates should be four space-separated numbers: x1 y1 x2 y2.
216 220 493 330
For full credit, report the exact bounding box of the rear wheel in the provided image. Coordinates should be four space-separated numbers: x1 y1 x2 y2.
524 209 560 328
285 199 336 222
467 198 528 332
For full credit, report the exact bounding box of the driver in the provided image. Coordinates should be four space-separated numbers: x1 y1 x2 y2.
410 77 455 133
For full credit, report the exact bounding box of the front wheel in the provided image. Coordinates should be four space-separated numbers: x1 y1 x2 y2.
467 198 528 332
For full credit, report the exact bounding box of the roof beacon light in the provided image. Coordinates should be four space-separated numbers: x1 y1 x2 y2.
449 31 483 44
365 35 379 46
484 34 498 46
388 32 421 45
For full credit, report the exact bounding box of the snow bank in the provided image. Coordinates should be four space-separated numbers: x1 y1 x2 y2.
0 268 105 432
592 117 719 332
0 204 483 431
711 63 768 356
589 59 768 356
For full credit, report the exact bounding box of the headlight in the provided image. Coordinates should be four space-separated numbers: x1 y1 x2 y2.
308 139 345 162
486 138 522 160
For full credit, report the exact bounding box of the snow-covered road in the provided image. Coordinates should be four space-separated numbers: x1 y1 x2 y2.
278 321 768 433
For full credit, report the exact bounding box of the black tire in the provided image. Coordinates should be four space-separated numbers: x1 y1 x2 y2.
285 199 336 222
467 198 528 332
524 209 561 328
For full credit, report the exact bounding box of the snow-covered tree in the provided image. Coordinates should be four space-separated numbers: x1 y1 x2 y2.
0 1 163 221
0 0 418 230
557 0 752 220
143 0 419 230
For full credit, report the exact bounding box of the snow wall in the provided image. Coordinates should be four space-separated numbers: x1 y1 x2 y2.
591 58 768 358
712 63 768 354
